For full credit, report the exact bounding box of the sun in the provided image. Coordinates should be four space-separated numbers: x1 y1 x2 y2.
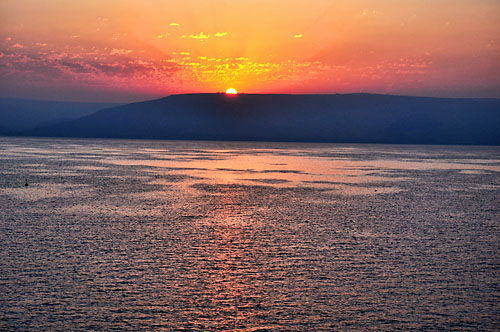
225 88 238 95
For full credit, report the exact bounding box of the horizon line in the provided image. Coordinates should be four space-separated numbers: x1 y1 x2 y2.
2 92 500 104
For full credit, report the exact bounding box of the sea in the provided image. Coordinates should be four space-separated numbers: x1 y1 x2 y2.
0 137 499 331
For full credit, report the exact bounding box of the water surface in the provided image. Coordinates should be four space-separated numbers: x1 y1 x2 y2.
1 137 499 331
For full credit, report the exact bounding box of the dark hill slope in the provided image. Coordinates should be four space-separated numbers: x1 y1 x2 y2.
0 98 120 135
29 93 500 144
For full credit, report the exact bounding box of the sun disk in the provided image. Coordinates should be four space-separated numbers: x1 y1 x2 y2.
226 88 238 94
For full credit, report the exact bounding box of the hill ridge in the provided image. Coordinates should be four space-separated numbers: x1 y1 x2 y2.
27 93 500 145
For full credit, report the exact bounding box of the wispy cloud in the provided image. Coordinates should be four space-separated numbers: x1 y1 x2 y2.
170 22 180 26
110 48 133 55
294 34 303 38
11 43 24 48
214 32 227 37
0 46 180 90
361 9 381 16
35 42 48 47
111 33 127 41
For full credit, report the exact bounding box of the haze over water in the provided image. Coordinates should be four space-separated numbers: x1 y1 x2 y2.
0 137 499 331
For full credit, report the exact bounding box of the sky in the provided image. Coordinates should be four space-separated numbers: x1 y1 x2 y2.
1 0 499 102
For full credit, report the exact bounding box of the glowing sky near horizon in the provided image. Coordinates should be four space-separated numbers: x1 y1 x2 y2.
0 0 499 102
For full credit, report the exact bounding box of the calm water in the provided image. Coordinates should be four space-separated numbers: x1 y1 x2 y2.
0 137 499 331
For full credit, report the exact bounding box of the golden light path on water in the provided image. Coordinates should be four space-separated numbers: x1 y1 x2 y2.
106 147 500 196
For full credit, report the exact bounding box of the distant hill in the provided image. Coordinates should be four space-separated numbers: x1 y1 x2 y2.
0 98 121 135
28 93 500 145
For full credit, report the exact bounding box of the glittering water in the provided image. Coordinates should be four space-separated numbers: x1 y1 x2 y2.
0 137 499 331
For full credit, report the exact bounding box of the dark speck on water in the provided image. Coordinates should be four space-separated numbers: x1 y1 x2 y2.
0 137 499 331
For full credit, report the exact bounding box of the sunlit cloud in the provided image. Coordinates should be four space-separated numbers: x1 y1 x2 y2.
11 43 24 48
71 35 80 39
169 22 180 26
1 42 333 94
294 34 303 38
189 32 210 40
156 33 171 39
214 32 228 37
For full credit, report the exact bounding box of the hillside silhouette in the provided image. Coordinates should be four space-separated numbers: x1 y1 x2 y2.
0 98 120 135
28 93 500 145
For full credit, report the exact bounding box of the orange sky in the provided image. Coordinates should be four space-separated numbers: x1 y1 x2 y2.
1 0 499 102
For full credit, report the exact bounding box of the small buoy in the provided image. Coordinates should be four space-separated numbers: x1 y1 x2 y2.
25 178 29 187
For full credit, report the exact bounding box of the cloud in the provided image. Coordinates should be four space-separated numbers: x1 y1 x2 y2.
156 33 171 39
11 43 24 49
35 42 48 47
0 41 189 98
189 32 210 40
294 34 303 38
71 35 80 39
59 61 94 73
361 10 381 16
0 46 180 89
111 33 127 41
168 56 337 88
110 48 133 55
170 22 180 26
214 32 227 37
